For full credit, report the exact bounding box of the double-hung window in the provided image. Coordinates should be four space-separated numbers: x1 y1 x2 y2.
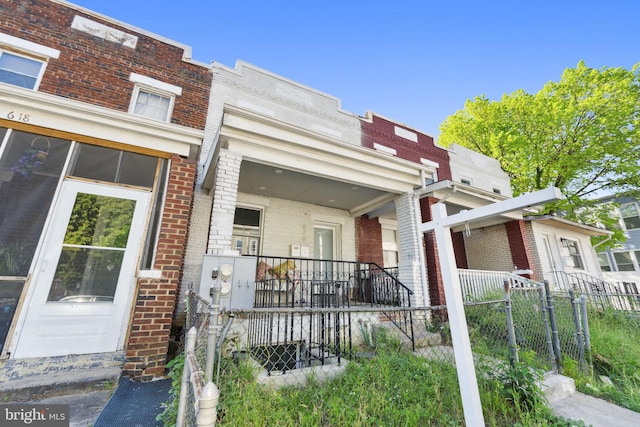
619 203 640 230
0 52 44 89
561 238 584 270
0 33 60 90
129 73 182 122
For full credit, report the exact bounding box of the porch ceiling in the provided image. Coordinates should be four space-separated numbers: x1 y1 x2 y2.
238 161 393 213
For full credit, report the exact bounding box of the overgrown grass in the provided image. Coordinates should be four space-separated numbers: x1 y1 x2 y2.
155 335 580 427
565 308 640 412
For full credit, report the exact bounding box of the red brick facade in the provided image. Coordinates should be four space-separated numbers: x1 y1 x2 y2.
1 1 209 379
356 215 384 265
0 0 210 129
124 155 196 380
360 113 452 181
505 219 537 279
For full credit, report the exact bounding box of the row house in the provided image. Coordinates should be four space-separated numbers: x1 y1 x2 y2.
0 0 211 380
1 1 607 381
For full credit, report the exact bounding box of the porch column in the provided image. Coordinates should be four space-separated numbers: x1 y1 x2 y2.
207 149 242 254
395 192 429 306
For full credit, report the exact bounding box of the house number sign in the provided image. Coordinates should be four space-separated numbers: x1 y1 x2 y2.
6 111 31 122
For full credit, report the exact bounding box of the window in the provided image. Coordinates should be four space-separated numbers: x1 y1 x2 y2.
613 252 635 271
232 207 261 255
129 73 182 122
0 51 44 89
380 220 399 268
493 188 501 194
0 33 59 90
597 253 611 272
619 203 640 230
561 238 584 269
460 178 472 185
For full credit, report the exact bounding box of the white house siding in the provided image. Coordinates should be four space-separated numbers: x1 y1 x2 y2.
181 61 365 307
528 221 602 280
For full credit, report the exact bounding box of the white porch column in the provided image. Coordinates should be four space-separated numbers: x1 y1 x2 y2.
207 149 242 254
395 192 429 306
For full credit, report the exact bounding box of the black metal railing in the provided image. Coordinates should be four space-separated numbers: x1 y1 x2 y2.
251 256 415 358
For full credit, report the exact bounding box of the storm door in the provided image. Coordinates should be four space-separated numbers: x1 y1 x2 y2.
13 179 149 358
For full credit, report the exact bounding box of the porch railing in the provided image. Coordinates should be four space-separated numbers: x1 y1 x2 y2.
458 268 542 301
547 270 640 311
253 256 415 350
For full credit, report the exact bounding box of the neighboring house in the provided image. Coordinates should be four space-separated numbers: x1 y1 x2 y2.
593 195 640 286
184 61 538 315
0 0 211 380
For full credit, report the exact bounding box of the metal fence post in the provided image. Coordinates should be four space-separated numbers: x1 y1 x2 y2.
177 327 197 427
569 289 586 369
206 286 221 382
580 295 591 353
544 280 563 373
196 382 220 427
537 285 556 369
504 279 519 365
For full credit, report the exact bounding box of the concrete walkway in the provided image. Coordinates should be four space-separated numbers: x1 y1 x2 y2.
543 373 640 427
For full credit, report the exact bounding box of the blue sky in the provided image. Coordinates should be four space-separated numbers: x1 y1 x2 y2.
71 0 640 140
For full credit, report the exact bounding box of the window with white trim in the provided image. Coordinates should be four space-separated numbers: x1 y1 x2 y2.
597 253 611 272
619 203 640 230
0 33 59 90
380 221 399 268
0 51 44 89
613 251 635 271
129 73 182 122
561 238 584 270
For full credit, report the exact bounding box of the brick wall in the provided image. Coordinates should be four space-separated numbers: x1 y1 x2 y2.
0 0 211 129
505 219 536 279
360 113 452 181
356 216 383 265
420 196 445 306
124 155 196 380
464 224 514 271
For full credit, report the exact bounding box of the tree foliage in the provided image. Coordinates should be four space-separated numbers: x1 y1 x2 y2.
439 61 640 243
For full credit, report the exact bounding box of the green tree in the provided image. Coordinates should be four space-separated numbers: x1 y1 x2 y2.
439 61 640 244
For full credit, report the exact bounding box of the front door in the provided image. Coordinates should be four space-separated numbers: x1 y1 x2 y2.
13 179 150 358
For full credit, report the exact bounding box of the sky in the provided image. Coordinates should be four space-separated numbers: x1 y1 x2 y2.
70 0 640 141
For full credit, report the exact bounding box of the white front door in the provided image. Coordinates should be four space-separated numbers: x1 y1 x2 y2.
13 179 150 358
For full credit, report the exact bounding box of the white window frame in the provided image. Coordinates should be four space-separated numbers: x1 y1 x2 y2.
613 251 635 271
380 218 399 268
128 73 182 122
618 202 640 230
561 238 584 270
0 32 60 90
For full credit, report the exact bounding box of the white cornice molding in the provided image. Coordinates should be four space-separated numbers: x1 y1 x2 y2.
0 84 203 156
203 104 430 195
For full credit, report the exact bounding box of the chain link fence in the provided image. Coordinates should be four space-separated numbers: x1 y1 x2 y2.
174 275 620 425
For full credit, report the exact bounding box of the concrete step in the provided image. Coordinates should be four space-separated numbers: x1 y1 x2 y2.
0 366 122 402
